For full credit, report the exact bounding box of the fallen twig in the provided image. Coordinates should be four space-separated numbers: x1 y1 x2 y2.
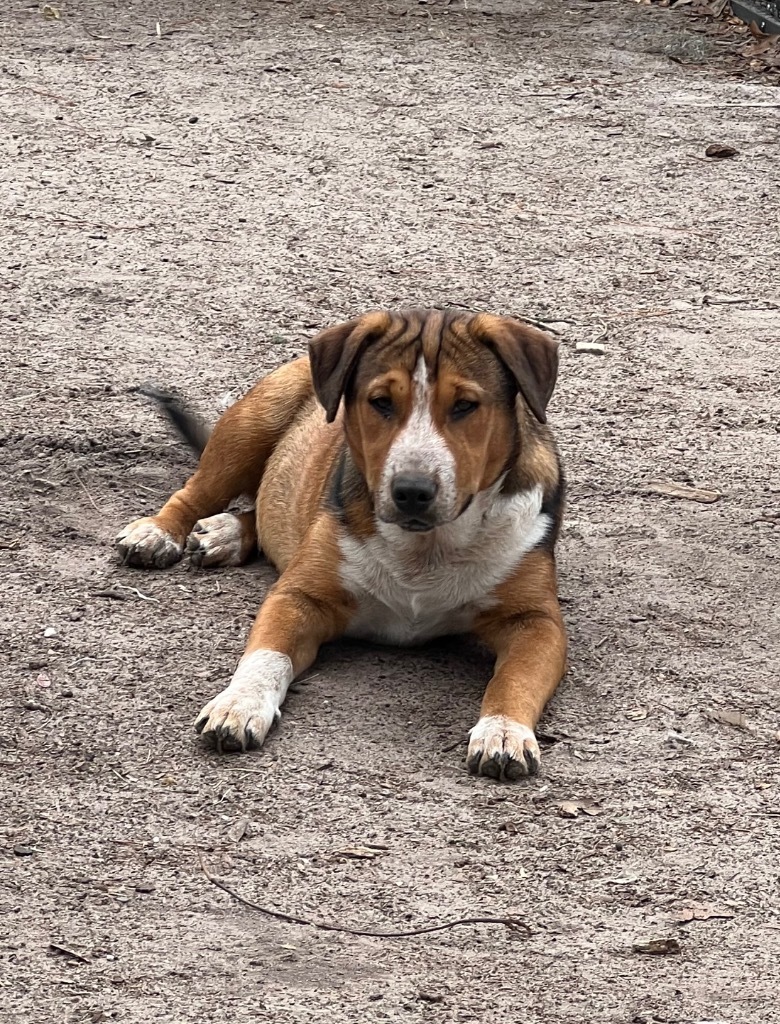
74 470 101 514
113 583 160 603
679 102 780 108
644 481 721 504
604 308 675 322
15 85 74 106
520 316 568 335
84 28 136 45
200 857 530 939
49 942 90 963
11 211 152 232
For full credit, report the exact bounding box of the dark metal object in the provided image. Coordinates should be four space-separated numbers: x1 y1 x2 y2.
730 0 780 35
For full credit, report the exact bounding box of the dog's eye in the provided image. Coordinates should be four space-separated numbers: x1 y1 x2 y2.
451 399 479 420
369 395 394 418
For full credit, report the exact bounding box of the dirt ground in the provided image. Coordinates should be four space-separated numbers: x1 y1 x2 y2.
1 0 779 1021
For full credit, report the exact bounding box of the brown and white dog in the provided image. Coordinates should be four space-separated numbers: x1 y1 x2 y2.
117 308 567 780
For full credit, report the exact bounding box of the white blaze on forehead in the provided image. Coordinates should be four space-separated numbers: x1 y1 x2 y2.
382 357 456 497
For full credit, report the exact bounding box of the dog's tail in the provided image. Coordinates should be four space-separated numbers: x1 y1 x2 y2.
136 385 212 457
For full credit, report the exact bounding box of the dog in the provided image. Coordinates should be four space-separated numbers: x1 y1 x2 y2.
116 308 567 780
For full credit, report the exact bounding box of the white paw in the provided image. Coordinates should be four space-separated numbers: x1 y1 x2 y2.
466 715 541 780
195 688 280 752
116 517 183 568
187 513 248 568
195 650 294 753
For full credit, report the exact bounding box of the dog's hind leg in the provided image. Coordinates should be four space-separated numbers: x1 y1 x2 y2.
116 359 313 568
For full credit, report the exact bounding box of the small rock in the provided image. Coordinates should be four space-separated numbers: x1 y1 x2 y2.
43 626 57 638
227 818 250 843
575 341 606 355
135 882 156 894
705 143 737 159
539 320 571 334
632 937 680 956
22 700 49 712
417 992 445 1004
664 730 695 750
13 845 34 857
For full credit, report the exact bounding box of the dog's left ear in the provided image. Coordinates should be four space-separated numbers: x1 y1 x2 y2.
471 315 559 424
308 311 392 423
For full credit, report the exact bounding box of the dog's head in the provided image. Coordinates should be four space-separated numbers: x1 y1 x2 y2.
309 308 559 533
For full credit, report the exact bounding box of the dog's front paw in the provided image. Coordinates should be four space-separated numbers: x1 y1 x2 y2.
195 650 295 754
195 688 279 753
466 715 541 781
116 517 184 568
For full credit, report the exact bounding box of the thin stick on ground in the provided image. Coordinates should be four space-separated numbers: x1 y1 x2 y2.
74 470 101 514
200 857 531 939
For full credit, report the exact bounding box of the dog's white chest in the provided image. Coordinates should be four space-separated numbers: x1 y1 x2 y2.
339 486 550 645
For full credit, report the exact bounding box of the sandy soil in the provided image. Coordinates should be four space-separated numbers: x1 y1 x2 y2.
1 1 779 1021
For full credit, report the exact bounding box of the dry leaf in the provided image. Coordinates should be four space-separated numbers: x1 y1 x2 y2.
743 37 775 56
645 481 721 504
704 709 750 731
579 800 601 817
557 801 581 818
633 937 680 955
227 818 249 843
748 19 769 38
556 799 600 819
705 143 738 159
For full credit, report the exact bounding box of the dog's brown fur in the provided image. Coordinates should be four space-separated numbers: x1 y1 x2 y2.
117 309 567 780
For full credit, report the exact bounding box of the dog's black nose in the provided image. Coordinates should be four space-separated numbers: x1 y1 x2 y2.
391 474 438 515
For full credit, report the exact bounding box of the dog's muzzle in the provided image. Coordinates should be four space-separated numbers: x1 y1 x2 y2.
390 473 439 532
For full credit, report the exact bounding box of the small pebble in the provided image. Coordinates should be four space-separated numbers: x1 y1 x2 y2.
575 341 606 355
13 845 34 857
43 626 57 638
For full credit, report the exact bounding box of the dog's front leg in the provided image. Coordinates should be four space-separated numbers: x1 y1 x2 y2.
468 550 567 781
195 519 355 752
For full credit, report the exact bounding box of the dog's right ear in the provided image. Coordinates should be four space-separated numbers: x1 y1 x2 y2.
308 311 391 423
